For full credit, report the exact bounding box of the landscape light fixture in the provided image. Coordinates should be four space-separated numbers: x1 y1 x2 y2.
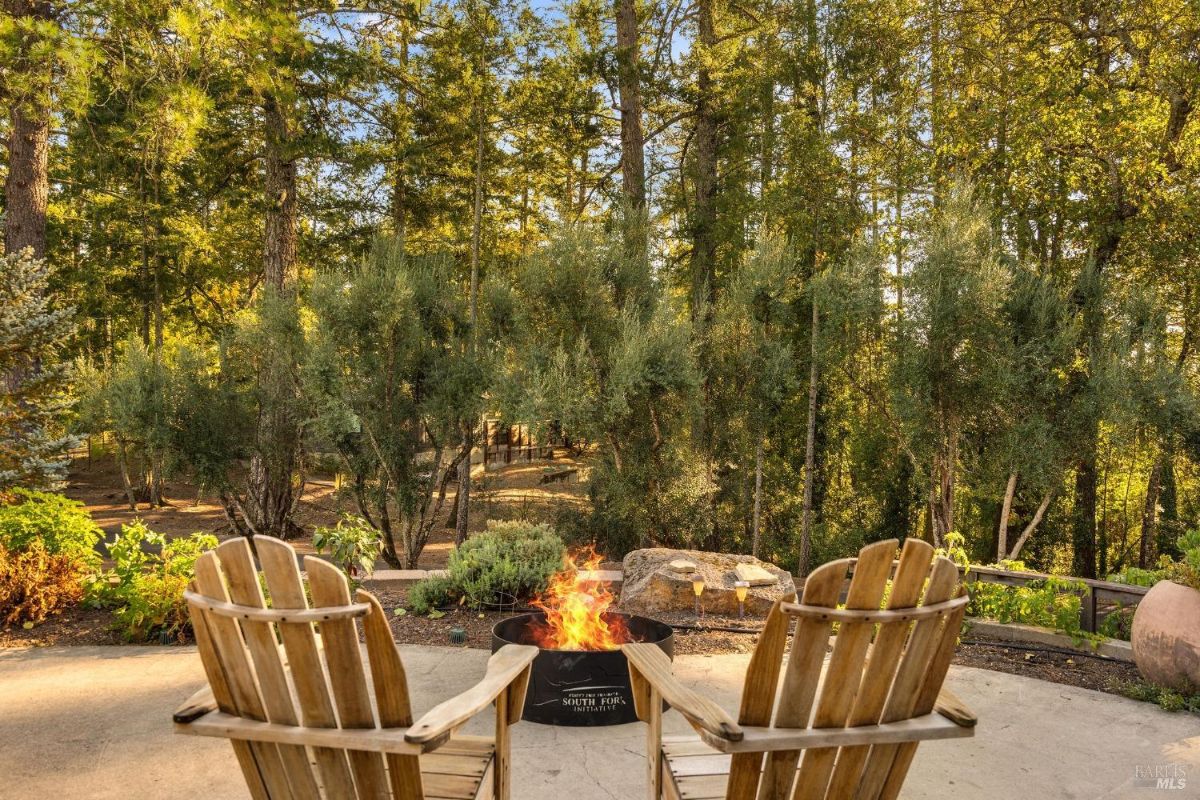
692 575 705 618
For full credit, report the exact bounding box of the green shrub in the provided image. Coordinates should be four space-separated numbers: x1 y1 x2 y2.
1107 565 1167 587
1167 528 1200 590
0 489 102 568
1107 530 1200 592
967 575 1098 643
95 521 216 643
408 574 455 615
406 520 565 614
313 514 382 580
0 541 87 626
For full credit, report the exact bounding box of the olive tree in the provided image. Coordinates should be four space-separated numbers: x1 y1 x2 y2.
307 238 490 568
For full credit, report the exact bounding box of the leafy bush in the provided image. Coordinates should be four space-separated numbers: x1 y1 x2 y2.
967 575 1097 643
1107 564 1167 587
95 521 216 643
935 531 970 569
0 489 102 568
313 514 382 580
1168 528 1200 591
408 575 456 615
1107 529 1200 592
0 541 87 626
407 520 565 614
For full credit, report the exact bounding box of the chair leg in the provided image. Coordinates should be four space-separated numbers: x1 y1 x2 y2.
647 688 662 800
494 690 510 800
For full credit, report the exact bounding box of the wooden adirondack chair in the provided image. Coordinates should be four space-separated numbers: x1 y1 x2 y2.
172 536 537 800
622 538 977 800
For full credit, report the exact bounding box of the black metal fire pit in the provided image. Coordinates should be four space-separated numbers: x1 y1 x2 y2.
491 611 673 726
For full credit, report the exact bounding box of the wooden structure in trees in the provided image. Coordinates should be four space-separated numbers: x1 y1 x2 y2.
623 539 977 800
173 536 537 799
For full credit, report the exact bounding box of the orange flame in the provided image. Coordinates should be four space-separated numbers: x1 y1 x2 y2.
530 547 631 651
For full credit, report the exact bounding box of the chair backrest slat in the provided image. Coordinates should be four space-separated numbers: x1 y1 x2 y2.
306 555 393 799
853 556 961 799
789 540 896 800
360 588 426 798
188 537 431 800
190 605 272 800
193 552 297 798
756 558 848 799
217 539 323 800
874 592 968 800
820 539 934 799
256 536 360 798
725 592 793 799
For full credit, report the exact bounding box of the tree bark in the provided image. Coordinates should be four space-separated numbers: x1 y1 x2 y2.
799 301 820 575
1158 448 1180 558
1007 490 1052 561
997 471 1018 561
262 93 298 292
1138 459 1162 569
4 102 50 259
751 439 763 558
615 0 646 212
3 0 53 260
1071 422 1099 578
455 76 487 547
689 0 718 323
243 90 303 539
2 0 52 259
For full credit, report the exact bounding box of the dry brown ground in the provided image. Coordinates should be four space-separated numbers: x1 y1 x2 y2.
62 451 589 563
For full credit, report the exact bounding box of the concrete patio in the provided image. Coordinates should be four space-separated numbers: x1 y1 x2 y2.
1 645 1196 799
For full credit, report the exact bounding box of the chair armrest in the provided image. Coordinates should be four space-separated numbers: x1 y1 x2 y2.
934 685 977 728
176 709 426 755
622 642 742 742
404 643 538 752
697 710 974 753
174 686 218 724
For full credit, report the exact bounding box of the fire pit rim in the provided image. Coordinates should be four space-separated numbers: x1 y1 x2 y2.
491 609 673 651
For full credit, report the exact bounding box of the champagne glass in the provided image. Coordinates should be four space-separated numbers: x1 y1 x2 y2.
691 575 705 618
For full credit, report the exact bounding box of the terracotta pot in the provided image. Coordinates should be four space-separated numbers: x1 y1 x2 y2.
1131 580 1200 692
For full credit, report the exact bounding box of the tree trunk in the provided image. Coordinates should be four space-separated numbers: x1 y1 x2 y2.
244 91 302 539
116 443 139 511
1007 490 1052 561
1138 459 1162 569
3 0 52 258
751 439 764 558
615 0 646 212
4 105 50 259
391 27 411 251
997 471 1018 561
689 0 718 323
262 93 298 292
1071 425 1099 578
1158 447 1180 558
799 302 819 576
455 80 487 547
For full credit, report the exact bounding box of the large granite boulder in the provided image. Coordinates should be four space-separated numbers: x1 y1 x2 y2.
619 548 795 617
